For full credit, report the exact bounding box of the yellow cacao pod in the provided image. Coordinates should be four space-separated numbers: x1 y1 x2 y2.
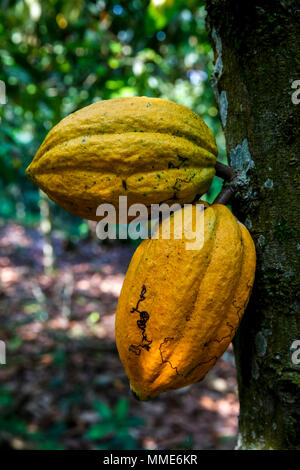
26 97 217 220
115 203 256 400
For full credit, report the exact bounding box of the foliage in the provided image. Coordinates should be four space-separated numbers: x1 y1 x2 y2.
0 0 225 235
0 223 239 450
0 385 144 450
0 387 65 449
84 398 145 450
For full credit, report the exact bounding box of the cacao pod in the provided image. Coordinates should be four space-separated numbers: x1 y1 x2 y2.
26 97 217 220
115 203 256 400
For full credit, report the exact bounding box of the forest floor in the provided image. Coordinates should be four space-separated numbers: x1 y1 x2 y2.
0 221 239 450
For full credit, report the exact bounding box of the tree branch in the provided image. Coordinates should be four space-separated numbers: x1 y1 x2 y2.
213 161 239 205
213 185 236 205
215 161 236 181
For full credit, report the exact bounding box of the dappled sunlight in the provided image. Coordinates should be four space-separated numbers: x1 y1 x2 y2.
17 322 44 341
0 266 22 285
48 317 69 331
0 256 10 267
99 313 116 341
199 392 239 418
0 222 239 450
0 224 31 248
199 392 239 438
99 275 124 297
0 223 130 354
75 272 123 298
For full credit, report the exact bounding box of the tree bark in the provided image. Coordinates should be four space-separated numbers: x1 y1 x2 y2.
206 0 300 449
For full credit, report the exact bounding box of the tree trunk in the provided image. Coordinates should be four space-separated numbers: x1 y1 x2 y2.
206 0 300 449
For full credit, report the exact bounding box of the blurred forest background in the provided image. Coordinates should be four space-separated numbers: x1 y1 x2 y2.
0 0 238 450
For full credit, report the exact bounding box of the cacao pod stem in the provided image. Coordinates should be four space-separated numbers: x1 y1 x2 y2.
214 161 248 205
215 161 236 181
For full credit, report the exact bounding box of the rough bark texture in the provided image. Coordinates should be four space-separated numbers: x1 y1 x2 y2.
206 0 300 449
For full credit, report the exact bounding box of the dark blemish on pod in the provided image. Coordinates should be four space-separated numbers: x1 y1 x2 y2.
129 285 152 355
122 180 127 190
178 155 188 164
159 338 179 375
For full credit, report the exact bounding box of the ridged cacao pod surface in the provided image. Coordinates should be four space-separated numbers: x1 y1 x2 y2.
115 203 256 400
26 97 217 220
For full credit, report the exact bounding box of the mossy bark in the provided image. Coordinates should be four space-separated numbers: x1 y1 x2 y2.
206 0 300 449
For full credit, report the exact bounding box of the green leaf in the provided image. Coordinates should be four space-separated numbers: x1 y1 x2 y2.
8 336 22 350
0 388 12 407
109 41 122 54
114 398 128 422
145 0 184 34
38 440 65 450
6 66 31 84
84 422 115 440
93 401 112 420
